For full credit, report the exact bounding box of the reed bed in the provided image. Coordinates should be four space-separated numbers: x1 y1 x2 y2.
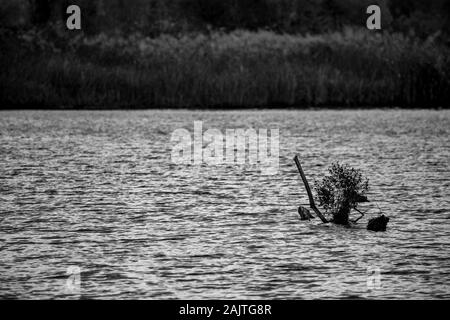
1 28 448 108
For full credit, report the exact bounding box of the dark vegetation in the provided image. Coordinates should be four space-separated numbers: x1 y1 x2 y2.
1 0 449 108
315 162 369 225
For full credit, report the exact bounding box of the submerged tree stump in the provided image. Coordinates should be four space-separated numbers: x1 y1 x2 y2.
367 215 389 232
331 205 351 225
294 155 390 231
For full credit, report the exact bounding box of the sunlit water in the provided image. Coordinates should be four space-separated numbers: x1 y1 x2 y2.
0 110 449 299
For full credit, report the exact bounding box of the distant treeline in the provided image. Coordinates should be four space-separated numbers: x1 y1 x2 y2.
1 0 450 39
0 1 449 108
1 27 448 108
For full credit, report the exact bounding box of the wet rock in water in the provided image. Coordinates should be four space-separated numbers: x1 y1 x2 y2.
367 215 389 231
298 206 315 220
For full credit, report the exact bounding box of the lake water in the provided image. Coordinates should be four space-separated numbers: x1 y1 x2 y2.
0 110 449 299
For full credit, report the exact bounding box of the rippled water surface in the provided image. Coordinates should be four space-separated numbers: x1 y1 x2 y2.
0 110 449 299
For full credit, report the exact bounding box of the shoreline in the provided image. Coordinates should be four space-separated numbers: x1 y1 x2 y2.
0 106 448 111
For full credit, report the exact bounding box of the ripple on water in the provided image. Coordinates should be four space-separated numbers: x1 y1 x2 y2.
0 110 449 299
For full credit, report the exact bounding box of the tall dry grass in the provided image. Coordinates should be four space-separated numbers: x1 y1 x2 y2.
1 27 448 108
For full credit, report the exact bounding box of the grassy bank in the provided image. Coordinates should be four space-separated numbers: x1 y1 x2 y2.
1 28 449 108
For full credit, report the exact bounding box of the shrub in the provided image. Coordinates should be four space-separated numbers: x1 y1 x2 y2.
314 162 369 225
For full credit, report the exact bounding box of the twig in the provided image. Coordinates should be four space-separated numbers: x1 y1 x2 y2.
351 207 366 223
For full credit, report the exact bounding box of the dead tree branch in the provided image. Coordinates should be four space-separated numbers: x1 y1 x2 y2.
294 155 328 223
